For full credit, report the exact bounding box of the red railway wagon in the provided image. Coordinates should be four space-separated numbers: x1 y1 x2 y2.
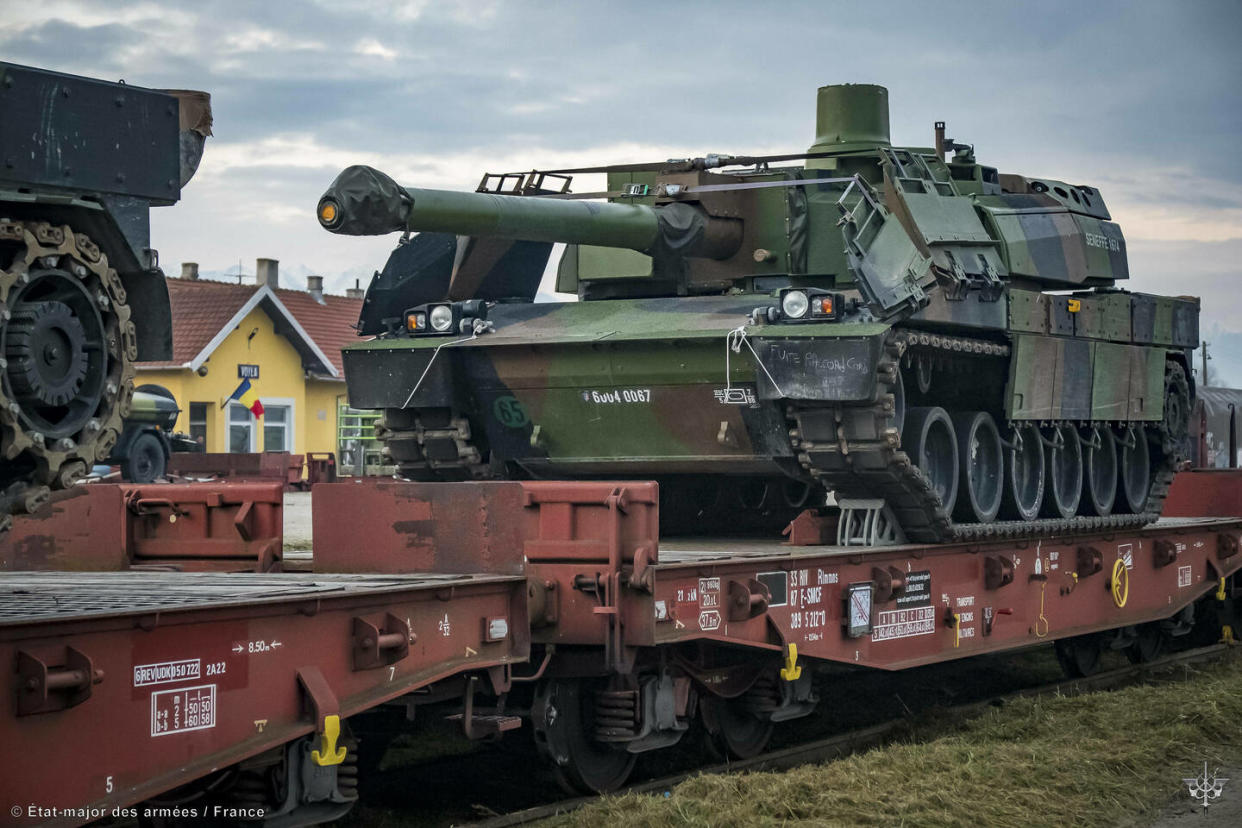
317 479 1242 794
0 482 286 573
0 571 528 826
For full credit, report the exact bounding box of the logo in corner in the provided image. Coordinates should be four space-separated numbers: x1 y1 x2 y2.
1183 761 1229 812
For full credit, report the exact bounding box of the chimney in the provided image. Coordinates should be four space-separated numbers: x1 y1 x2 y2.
345 278 365 300
180 262 199 280
307 274 325 304
256 258 279 289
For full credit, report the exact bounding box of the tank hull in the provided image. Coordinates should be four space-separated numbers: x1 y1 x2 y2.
345 291 1191 541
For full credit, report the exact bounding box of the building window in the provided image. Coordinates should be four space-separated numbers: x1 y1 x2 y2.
228 404 255 453
263 405 291 452
189 402 209 449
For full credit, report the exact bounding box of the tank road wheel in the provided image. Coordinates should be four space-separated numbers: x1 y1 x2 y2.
532 679 636 795
781 478 815 510
0 221 134 515
903 407 959 516
890 366 906 432
700 695 775 761
1001 423 1045 521
1054 634 1103 678
737 478 771 511
1041 424 1083 518
951 412 1003 524
1081 426 1118 516
1160 361 1191 456
1116 426 1152 514
1126 622 1166 664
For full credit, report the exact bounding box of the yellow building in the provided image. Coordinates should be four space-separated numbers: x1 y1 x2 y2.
138 259 363 456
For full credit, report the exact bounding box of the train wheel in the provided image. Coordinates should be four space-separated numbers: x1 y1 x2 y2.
1054 634 1102 678
1041 424 1083 519
1126 623 1165 664
700 695 775 760
1001 423 1045 521
1081 426 1117 516
951 412 1002 523
532 679 636 794
904 406 959 516
1117 426 1152 514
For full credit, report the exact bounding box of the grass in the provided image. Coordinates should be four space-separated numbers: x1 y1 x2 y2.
542 655 1242 828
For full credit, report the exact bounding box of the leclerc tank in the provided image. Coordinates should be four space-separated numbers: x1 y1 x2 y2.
317 83 1198 543
0 62 211 524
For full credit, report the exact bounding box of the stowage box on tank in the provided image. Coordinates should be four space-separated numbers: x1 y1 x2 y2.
317 83 1197 544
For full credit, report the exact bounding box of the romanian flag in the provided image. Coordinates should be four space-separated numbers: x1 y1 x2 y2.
224 378 264 417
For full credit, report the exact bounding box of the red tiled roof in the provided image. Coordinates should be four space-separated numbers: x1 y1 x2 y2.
138 278 363 375
271 287 364 376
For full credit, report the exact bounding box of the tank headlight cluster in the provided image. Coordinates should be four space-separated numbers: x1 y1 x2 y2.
403 299 490 336
778 288 842 323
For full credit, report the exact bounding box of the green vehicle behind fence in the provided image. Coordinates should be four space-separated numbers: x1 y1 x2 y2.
104 385 187 483
317 83 1197 544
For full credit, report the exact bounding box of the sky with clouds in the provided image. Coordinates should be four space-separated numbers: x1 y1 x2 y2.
3 0 1241 380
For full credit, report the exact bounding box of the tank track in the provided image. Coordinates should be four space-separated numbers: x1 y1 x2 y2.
786 329 1178 544
0 220 134 531
375 408 490 481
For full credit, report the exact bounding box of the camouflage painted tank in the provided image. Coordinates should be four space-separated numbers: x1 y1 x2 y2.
317 83 1198 543
0 62 210 524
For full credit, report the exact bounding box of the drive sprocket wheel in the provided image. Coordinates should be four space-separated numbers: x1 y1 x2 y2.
0 220 135 523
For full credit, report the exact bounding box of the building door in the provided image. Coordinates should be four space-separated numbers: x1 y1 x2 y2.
228 404 255 452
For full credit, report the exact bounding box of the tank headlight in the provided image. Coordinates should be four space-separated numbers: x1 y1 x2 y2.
429 304 455 332
406 311 426 332
781 290 809 319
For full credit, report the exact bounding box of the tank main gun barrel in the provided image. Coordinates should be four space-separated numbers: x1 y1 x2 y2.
317 165 741 260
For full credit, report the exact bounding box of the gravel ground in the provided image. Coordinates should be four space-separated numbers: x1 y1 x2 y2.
284 490 313 552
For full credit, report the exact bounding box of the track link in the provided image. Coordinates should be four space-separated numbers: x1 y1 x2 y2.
787 329 1178 544
376 407 490 481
